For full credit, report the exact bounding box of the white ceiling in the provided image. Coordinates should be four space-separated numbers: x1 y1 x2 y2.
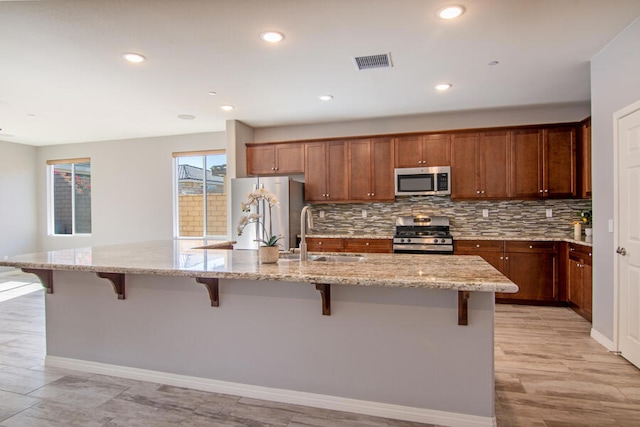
2 0 640 147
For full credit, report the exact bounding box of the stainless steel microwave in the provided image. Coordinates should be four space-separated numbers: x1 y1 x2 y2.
394 166 451 196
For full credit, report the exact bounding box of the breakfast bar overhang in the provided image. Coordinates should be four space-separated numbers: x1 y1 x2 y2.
1 241 518 427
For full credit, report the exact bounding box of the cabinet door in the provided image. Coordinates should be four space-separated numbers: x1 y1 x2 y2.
504 250 556 301
370 138 395 201
423 134 451 166
480 131 510 198
304 143 328 201
451 133 480 199
544 127 576 198
305 237 344 252
274 143 304 174
246 146 275 175
344 238 393 253
583 263 592 320
326 142 349 201
567 258 583 308
511 129 543 198
580 119 592 198
394 136 423 167
348 140 371 200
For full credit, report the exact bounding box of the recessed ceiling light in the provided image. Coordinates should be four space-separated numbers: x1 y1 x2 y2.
436 5 465 20
207 91 217 96
435 83 453 91
220 105 235 111
259 31 285 43
177 114 196 120
488 60 499 66
319 95 334 101
122 52 146 63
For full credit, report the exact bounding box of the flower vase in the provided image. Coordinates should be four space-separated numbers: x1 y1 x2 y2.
259 246 279 264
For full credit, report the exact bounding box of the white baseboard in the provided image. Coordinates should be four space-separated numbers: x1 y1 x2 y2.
591 328 616 352
46 356 496 427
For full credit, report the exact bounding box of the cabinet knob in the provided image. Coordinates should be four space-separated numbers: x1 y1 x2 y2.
589 253 592 257
371 193 374 196
271 167 275 171
476 190 481 194
318 242 323 245
570 247 575 251
539 190 543 193
365 242 370 246
476 244 480 248
505 256 509 260
275 167 278 171
544 189 548 193
481 190 485 194
500 256 503 260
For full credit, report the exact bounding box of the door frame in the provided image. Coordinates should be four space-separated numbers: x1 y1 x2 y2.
613 98 640 352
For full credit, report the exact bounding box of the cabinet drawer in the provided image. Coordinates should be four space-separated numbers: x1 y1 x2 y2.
455 240 503 252
506 241 557 253
306 238 344 252
344 238 393 253
568 243 592 265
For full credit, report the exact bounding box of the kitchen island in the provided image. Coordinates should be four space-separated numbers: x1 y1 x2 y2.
1 240 517 427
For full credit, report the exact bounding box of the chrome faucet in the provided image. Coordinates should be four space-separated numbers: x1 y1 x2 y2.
299 206 314 261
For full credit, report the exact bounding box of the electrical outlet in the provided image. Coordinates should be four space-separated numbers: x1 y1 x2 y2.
319 210 325 219
482 209 489 218
546 209 553 218
609 219 614 233
362 209 367 219
3 255 8 261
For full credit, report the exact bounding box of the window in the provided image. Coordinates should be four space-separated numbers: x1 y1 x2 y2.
174 150 227 238
48 158 91 235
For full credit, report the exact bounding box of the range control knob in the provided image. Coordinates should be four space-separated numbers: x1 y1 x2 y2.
441 239 446 243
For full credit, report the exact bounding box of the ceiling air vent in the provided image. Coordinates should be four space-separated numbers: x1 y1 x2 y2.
353 53 393 70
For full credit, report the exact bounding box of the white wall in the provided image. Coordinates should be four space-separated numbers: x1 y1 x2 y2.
36 132 226 251
0 140 37 270
253 102 591 142
591 17 640 343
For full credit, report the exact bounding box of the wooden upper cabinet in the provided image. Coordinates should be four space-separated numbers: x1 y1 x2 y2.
544 127 576 198
246 143 304 175
511 126 576 199
451 133 480 199
304 141 348 202
348 138 395 202
580 118 592 198
394 134 450 168
511 129 543 198
451 131 509 199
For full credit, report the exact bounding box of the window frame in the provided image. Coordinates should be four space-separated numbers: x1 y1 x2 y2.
47 157 92 237
172 150 227 240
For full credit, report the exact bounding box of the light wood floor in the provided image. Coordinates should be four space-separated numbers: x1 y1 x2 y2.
1 272 639 426
495 304 640 426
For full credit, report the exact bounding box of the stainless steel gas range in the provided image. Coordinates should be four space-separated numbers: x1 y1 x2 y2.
392 215 454 254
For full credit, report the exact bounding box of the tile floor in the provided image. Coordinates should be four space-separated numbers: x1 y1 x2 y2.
0 272 639 426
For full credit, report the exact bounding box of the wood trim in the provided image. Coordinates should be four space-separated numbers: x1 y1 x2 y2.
315 283 331 316
195 277 220 307
96 272 126 300
172 149 225 158
245 121 583 147
22 268 53 293
46 157 90 165
458 291 470 325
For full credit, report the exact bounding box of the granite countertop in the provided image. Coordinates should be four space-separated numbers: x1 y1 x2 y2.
0 240 518 293
306 234 593 247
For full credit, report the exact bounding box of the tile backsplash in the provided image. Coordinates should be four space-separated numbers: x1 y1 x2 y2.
309 197 592 238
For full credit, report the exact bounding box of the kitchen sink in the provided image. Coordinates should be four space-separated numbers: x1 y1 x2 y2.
277 253 365 262
308 255 364 263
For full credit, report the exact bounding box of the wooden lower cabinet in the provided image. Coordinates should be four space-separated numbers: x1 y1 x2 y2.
305 237 344 252
567 242 593 321
304 237 393 253
455 240 559 303
344 238 393 253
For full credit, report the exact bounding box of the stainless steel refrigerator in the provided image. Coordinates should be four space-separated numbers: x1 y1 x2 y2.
231 176 304 251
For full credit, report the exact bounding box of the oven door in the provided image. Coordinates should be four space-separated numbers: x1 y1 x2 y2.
392 244 454 254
